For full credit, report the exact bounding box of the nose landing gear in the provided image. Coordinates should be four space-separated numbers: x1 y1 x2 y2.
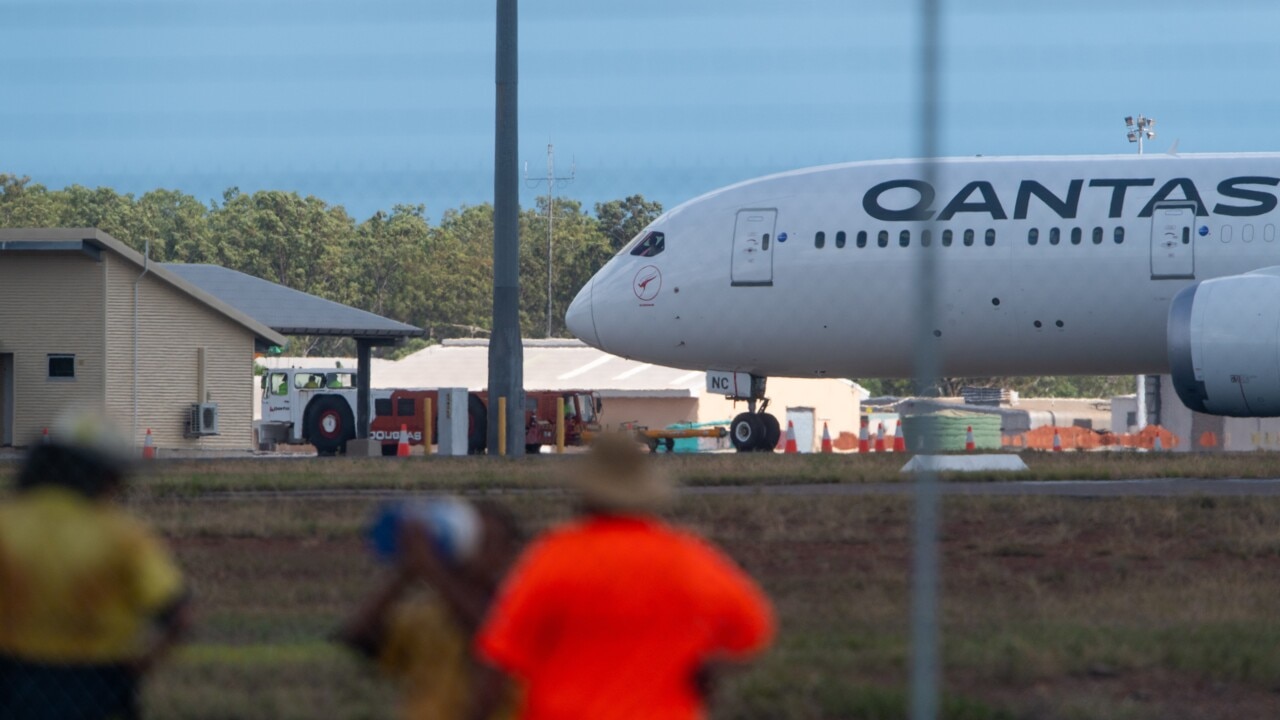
730 408 780 452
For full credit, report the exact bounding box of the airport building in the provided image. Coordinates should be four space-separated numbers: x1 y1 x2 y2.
260 339 869 452
0 229 285 451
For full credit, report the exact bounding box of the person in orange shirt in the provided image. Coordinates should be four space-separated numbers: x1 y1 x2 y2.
476 433 775 720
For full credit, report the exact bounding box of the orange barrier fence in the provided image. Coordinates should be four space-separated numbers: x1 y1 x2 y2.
1005 424 1181 451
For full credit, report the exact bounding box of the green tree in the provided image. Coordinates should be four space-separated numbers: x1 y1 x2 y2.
0 175 64 227
595 194 663 251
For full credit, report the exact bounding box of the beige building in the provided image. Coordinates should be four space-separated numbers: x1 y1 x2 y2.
0 229 285 451
374 339 867 452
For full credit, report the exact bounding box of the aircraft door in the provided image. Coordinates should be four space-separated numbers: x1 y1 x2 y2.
731 209 777 286
1150 202 1196 279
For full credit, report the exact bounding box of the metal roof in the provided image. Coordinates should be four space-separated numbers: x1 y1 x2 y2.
164 264 423 339
375 339 707 397
0 228 286 348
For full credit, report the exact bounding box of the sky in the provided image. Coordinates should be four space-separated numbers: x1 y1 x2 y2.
3 0 1279 221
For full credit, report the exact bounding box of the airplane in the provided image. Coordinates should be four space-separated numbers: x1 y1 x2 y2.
564 153 1280 451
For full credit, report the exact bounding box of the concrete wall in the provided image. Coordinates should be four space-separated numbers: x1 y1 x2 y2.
0 252 107 444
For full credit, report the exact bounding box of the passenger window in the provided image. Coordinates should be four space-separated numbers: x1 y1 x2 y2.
762 233 770 251
878 230 889 248
1071 228 1082 245
1266 224 1276 242
899 230 910 247
921 229 932 247
985 229 995 246
1114 227 1124 244
835 231 846 249
963 229 974 247
942 229 953 247
1028 228 1039 245
815 231 825 249
629 231 665 257
1243 224 1255 243
1221 225 1232 243
856 231 867 248
1093 227 1103 244
1049 227 1060 245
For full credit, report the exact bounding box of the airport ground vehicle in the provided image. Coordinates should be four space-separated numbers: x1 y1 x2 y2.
258 367 602 455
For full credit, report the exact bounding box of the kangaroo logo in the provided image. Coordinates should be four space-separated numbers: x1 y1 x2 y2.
633 265 662 301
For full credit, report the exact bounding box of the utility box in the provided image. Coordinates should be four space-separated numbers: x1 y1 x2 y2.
437 387 469 456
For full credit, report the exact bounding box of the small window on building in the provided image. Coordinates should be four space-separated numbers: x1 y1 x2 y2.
835 231 846 249
374 398 393 417
1028 228 1039 245
899 230 910 247
921 229 932 247
815 231 826 249
878 230 889 248
629 231 665 257
1071 227 1082 245
397 398 415 417
1049 227 1060 245
963 229 974 247
1092 227 1103 244
1114 227 1125 244
985 229 995 246
942 229 953 247
856 230 867 248
47 354 75 380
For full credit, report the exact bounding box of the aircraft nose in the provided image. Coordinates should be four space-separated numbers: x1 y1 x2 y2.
565 278 600 348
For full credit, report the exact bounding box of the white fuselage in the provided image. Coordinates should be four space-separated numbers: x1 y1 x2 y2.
566 154 1280 379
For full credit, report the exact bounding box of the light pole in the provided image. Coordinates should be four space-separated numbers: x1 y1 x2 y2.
1125 115 1156 154
1126 114 1156 430
525 144 575 337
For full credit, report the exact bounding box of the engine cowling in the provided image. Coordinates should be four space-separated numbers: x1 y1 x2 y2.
1168 268 1280 417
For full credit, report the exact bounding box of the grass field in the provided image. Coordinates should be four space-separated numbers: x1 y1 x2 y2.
7 453 1280 718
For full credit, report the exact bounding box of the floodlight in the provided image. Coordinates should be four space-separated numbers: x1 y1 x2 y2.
1146 130 1156 139
1125 116 1134 127
1127 132 1137 142
1146 119 1155 128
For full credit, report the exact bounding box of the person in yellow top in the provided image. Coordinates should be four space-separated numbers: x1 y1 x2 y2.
0 413 191 720
338 499 521 720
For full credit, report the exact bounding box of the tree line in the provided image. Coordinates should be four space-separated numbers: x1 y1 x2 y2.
0 173 1131 398
0 174 661 356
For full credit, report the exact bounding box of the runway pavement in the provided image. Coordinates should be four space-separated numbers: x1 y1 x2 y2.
173 478 1280 502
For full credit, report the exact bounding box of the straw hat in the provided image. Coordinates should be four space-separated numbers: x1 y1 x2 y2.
570 433 673 512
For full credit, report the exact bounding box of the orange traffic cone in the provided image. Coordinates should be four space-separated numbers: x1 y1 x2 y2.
874 422 886 453
858 417 870 453
893 420 906 453
1052 428 1063 452
781 421 797 454
820 422 833 453
42 427 49 444
142 428 156 459
396 424 411 457
965 426 976 452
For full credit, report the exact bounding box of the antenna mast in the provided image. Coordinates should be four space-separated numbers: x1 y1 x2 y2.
525 143 576 337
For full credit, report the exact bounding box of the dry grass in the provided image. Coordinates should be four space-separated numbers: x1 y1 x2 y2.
6 454 1280 717
105 467 1280 720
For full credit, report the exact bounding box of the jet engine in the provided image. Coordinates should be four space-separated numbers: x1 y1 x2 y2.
1168 268 1280 417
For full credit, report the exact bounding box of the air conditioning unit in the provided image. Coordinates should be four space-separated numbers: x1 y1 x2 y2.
188 403 219 437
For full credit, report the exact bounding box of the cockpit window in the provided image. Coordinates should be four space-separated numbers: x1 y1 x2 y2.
629 231 665 257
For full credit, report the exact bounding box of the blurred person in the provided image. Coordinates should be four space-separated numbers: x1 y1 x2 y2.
338 498 522 720
475 433 775 720
0 413 191 720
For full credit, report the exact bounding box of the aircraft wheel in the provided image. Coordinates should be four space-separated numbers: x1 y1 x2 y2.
759 413 781 452
731 413 765 453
